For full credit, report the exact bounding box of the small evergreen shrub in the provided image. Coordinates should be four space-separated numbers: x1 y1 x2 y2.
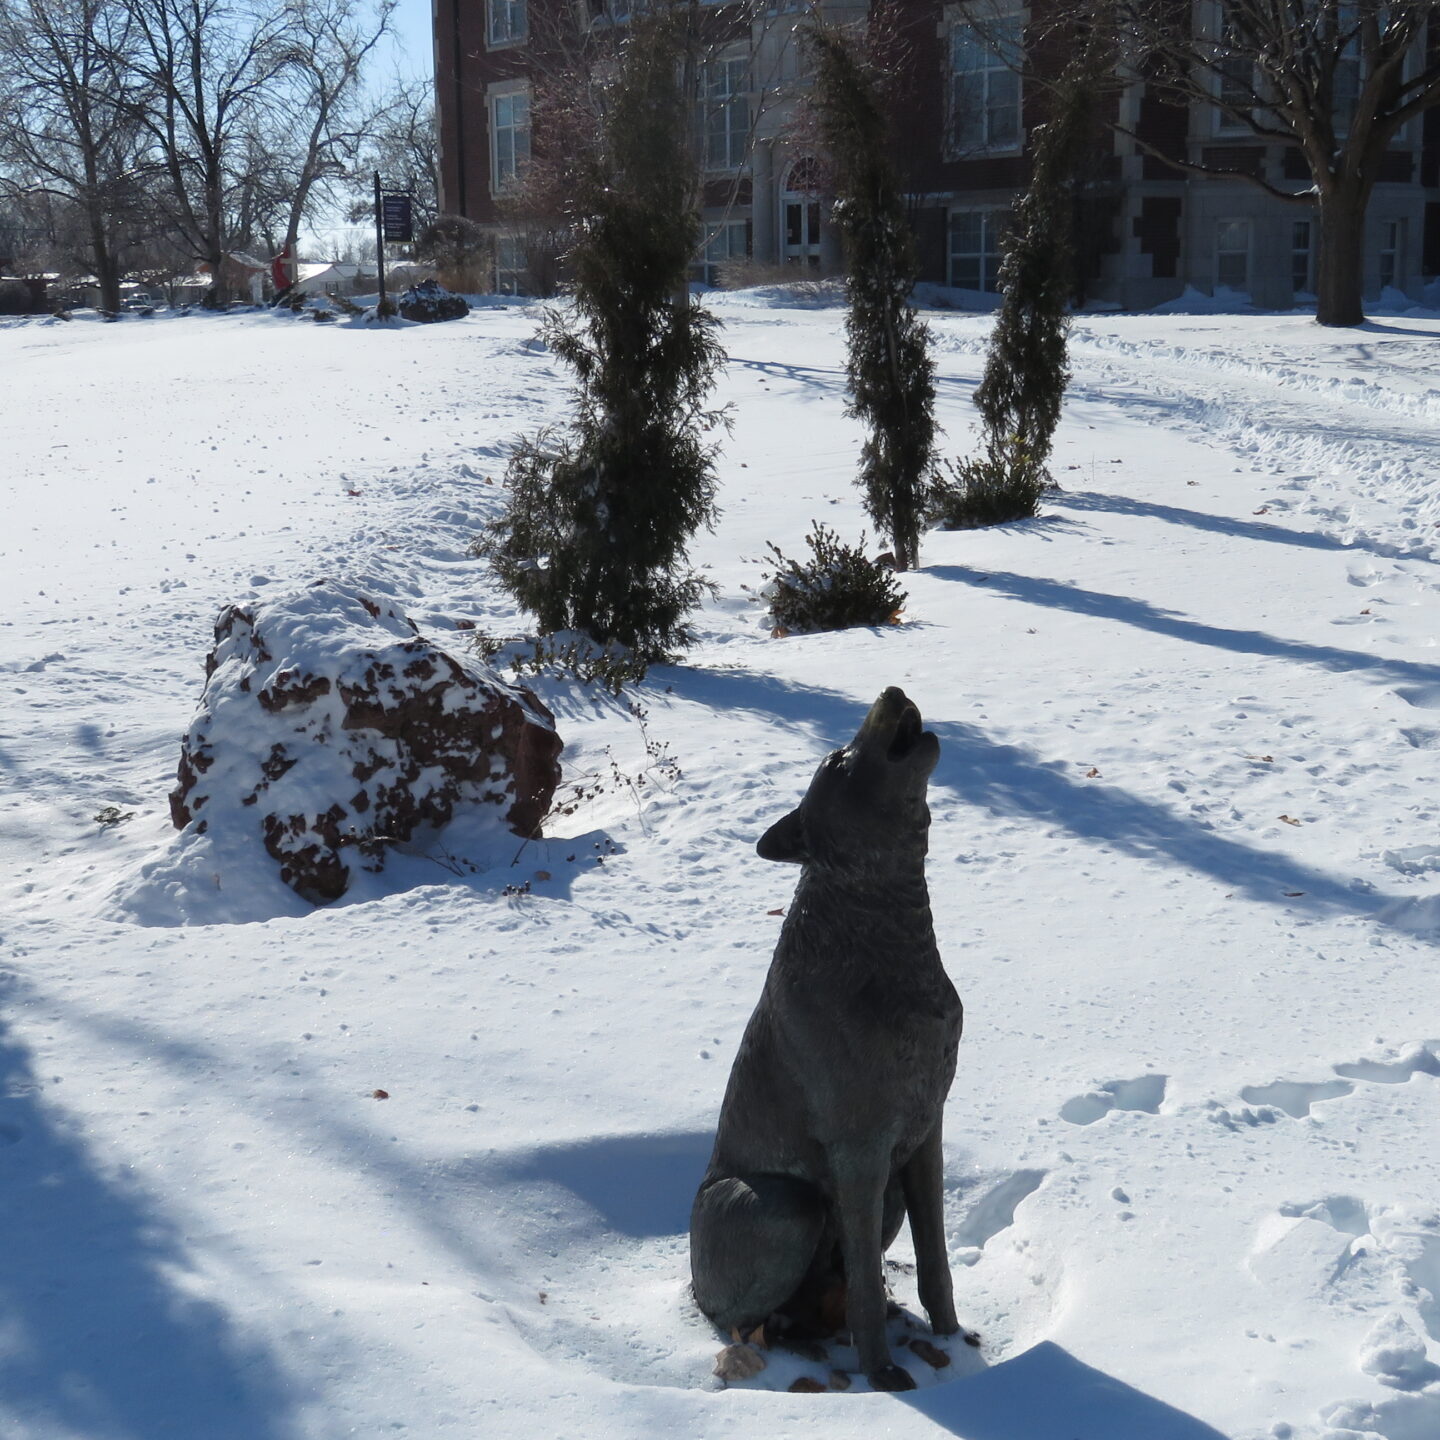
418 214 493 293
929 448 1044 530
761 522 907 635
398 279 469 323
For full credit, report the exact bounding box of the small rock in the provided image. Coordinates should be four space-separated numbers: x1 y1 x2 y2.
828 1370 852 1391
908 1338 951 1369
788 1376 826 1393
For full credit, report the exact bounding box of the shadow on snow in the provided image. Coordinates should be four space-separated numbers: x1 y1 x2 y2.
0 1015 303 1440
661 665 1391 926
900 1340 1228 1439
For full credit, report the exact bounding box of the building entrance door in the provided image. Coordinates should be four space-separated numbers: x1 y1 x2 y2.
780 159 823 268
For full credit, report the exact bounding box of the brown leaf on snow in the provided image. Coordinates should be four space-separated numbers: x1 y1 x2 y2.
767 907 785 916
713 1344 767 1382
1084 766 1101 779
1245 754 1274 763
1284 891 1305 897
1254 506 1270 515
371 1088 390 1099
788 1377 826 1393
1278 815 1301 826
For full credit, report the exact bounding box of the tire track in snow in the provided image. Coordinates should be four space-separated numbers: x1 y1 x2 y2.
1064 332 1440 563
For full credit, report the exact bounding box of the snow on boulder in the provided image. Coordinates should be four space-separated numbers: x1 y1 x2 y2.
169 580 562 903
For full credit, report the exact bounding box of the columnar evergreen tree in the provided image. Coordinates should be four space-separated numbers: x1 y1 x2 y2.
480 6 724 664
806 21 936 573
973 58 1095 489
934 54 1097 528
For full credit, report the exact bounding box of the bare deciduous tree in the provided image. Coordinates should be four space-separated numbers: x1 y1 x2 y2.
1098 0 1440 325
123 0 300 304
267 0 395 280
353 76 440 239
0 0 150 312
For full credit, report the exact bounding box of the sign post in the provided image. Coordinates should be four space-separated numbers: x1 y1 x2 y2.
373 176 414 318
373 171 391 316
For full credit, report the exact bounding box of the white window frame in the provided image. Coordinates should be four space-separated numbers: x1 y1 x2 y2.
1290 216 1315 295
702 56 750 172
489 86 531 195
1377 217 1404 292
1214 217 1252 293
947 13 1023 158
694 219 748 286
487 0 526 47
947 207 1007 292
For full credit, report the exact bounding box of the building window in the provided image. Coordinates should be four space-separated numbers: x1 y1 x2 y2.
703 57 749 171
1378 218 1403 291
693 220 748 286
1215 218 1251 291
496 232 527 294
948 209 1006 291
1213 9 1255 132
490 90 530 192
1291 218 1314 294
949 18 1022 155
488 0 525 46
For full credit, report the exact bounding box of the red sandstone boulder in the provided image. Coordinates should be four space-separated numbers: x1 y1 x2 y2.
170 580 562 904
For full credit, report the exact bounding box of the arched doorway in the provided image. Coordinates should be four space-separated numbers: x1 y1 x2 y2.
779 158 824 269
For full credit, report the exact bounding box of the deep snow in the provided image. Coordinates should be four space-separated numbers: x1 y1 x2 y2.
4 296 1440 1440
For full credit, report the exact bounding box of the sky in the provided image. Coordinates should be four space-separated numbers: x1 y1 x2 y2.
304 0 435 256
383 0 436 85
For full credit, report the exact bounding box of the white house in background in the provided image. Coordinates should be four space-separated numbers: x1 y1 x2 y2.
294 262 369 296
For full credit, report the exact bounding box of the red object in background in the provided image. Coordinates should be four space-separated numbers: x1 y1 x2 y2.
271 244 292 292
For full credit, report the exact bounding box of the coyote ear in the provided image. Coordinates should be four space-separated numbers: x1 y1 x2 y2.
756 808 807 864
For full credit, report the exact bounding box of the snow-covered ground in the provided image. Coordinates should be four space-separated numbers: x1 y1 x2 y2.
4 294 1440 1440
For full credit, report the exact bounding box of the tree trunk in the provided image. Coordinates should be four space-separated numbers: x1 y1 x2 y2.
94 240 123 315
1315 181 1369 327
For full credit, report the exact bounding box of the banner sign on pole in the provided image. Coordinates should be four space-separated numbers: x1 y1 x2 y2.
381 193 413 244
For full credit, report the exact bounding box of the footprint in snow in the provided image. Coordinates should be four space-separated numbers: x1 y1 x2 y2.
1215 1041 1440 1130
1059 1074 1167 1126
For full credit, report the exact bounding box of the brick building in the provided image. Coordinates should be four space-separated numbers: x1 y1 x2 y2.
433 0 1437 307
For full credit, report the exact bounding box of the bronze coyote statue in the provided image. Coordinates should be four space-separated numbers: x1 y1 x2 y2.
691 687 962 1391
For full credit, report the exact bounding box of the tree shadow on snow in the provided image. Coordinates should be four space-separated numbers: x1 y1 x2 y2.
661 666 1393 926
900 1341 1227 1440
1053 488 1426 564
0 1016 304 1440
454 1132 714 1239
930 564 1440 692
726 354 847 397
